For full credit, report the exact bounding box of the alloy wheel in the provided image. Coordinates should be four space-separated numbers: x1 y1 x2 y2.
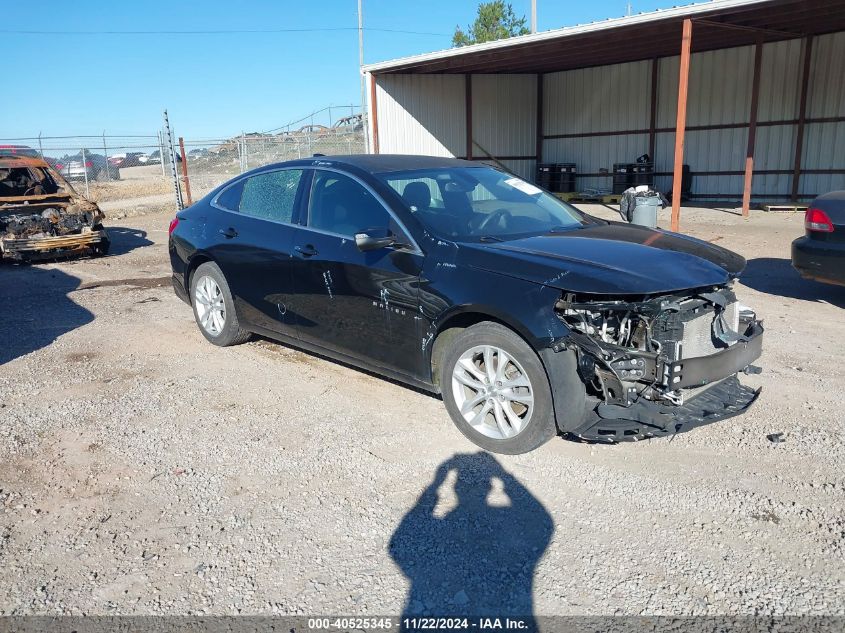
451 344 534 439
194 275 226 337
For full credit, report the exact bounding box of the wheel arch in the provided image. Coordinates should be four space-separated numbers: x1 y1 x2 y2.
428 306 538 391
428 305 586 435
184 252 215 301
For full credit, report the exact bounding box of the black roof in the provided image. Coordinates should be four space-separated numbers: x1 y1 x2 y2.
816 190 845 202
311 154 478 174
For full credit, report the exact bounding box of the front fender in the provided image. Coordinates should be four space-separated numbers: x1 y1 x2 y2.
420 261 571 351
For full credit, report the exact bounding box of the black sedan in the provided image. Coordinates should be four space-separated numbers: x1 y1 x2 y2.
169 155 764 453
792 191 845 287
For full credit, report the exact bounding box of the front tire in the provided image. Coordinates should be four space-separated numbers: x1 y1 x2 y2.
440 322 556 454
190 262 251 347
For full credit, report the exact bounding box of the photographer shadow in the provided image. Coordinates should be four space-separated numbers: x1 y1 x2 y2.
389 452 553 627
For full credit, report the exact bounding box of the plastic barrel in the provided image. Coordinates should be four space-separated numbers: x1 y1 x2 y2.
612 163 632 194
632 162 654 188
631 196 660 228
556 163 576 193
536 163 558 191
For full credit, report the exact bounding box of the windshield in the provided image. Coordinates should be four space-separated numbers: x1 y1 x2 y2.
378 166 586 241
0 166 66 197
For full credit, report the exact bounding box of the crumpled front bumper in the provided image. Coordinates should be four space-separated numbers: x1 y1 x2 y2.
0 229 108 260
570 321 764 443
571 376 762 442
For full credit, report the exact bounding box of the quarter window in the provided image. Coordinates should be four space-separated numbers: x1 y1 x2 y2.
238 169 303 223
215 180 244 212
308 170 389 237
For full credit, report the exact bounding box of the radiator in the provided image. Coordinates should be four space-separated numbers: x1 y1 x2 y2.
678 301 739 361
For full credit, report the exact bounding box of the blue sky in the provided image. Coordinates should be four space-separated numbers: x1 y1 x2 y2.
3 0 673 141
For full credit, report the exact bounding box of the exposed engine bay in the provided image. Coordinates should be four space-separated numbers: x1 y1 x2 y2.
1 205 104 240
555 284 764 441
0 158 108 260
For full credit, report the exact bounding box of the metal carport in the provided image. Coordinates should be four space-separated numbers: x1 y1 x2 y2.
363 0 845 230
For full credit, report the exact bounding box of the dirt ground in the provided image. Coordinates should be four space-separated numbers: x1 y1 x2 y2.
0 200 843 616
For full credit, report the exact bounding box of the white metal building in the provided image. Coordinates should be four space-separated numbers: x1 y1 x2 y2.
363 0 845 226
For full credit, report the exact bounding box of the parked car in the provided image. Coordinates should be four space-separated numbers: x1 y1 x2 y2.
791 192 845 287
188 148 209 159
0 145 40 158
55 151 119 181
109 152 148 168
169 155 764 453
147 150 180 165
0 155 109 260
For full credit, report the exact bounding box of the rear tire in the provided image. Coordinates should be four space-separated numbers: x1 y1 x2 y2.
440 321 556 454
190 262 251 347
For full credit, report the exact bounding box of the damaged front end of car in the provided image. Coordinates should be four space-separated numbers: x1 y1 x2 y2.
0 156 109 261
552 284 763 442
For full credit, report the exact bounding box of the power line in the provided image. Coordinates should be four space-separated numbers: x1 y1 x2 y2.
0 27 449 36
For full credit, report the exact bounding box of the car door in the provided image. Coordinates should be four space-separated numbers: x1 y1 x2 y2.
207 168 306 338
289 168 424 376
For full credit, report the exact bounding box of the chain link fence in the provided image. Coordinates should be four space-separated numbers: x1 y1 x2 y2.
178 110 366 203
1 106 365 215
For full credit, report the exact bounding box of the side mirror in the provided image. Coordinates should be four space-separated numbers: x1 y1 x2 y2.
355 230 396 252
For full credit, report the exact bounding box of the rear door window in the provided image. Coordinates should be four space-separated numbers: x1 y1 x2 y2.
238 169 303 223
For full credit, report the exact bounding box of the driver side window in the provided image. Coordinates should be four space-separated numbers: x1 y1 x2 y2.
308 170 389 237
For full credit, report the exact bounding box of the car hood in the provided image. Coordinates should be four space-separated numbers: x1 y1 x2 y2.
459 222 746 295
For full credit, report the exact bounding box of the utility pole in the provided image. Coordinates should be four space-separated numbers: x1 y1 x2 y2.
531 0 537 33
359 0 369 153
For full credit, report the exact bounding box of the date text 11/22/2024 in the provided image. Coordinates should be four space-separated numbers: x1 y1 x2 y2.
307 617 532 630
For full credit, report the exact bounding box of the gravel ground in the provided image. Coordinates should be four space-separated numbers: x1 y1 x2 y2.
1 202 843 616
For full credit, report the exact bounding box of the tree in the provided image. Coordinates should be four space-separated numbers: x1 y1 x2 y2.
452 1 529 47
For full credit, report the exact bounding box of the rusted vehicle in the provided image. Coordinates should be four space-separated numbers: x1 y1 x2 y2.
0 155 109 261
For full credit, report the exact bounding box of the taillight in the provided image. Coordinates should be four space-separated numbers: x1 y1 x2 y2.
168 217 180 235
84 161 93 167
804 207 834 233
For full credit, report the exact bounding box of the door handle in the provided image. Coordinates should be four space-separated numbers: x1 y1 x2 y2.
295 244 318 257
218 227 238 239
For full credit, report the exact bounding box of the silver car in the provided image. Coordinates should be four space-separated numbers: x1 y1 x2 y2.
56 151 120 181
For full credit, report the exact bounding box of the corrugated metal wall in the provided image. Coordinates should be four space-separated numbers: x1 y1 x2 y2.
542 33 844 200
374 73 537 179
375 74 466 157
656 47 754 197
801 31 845 196
373 31 844 200
471 74 537 179
544 60 651 190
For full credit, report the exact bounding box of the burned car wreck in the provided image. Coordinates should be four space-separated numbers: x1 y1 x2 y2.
0 156 109 261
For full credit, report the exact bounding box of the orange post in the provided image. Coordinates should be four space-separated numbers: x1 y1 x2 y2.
178 136 193 206
741 36 764 218
671 18 693 233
